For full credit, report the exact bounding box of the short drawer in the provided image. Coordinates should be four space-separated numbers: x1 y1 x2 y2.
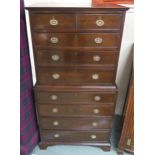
40 117 113 130
37 67 115 85
78 14 122 31
38 104 114 117
35 91 116 104
36 50 118 67
33 33 120 48
40 130 110 142
30 14 76 31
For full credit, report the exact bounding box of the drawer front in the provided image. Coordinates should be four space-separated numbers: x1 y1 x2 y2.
40 117 113 130
36 50 118 66
30 14 76 31
40 130 110 142
78 14 122 31
37 67 115 84
35 91 116 104
78 33 120 47
38 104 114 117
33 33 120 48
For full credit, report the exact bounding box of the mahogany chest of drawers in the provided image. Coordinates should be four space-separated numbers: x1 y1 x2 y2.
26 2 128 151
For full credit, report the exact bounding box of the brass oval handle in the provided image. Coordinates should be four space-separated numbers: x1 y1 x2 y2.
52 73 60 79
94 95 101 101
92 122 98 127
53 121 59 126
93 109 100 114
51 54 60 61
50 95 58 101
96 19 104 27
91 134 97 139
49 18 58 26
52 108 58 113
50 37 59 44
93 55 101 62
94 37 103 44
54 134 60 138
92 74 99 80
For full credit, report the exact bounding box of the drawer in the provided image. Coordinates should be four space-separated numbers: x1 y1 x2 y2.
35 91 116 104
78 33 120 47
38 104 114 117
30 14 76 31
37 67 115 85
36 50 118 67
33 33 120 48
40 130 110 142
78 14 122 31
40 117 113 130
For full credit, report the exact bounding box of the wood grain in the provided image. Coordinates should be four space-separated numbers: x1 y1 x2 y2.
26 3 128 151
118 71 134 154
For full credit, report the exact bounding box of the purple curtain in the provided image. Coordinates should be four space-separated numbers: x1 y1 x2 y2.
20 0 39 154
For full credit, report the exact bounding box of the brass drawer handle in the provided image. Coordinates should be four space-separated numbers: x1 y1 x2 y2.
92 74 99 80
52 108 58 113
50 95 58 101
96 19 104 27
50 37 59 44
93 55 101 62
93 109 100 114
54 134 60 138
51 54 60 61
92 122 98 127
53 121 59 126
127 138 131 146
52 73 60 79
91 134 97 139
94 95 101 101
94 37 103 44
49 18 58 26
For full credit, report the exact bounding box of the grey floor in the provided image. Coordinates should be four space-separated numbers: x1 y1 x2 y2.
30 116 133 155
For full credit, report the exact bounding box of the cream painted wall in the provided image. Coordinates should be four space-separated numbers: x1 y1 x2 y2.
24 0 134 115
24 0 91 6
115 7 134 114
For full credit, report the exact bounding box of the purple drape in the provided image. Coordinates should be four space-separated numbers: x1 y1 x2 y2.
20 0 39 154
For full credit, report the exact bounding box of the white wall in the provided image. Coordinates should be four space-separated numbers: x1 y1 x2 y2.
115 7 134 114
24 0 91 6
24 0 134 115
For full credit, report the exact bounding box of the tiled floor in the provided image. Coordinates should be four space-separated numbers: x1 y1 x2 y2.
30 116 133 155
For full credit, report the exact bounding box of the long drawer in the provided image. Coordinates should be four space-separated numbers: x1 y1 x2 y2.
37 67 115 85
38 104 114 117
35 91 116 104
36 50 118 67
40 117 113 130
40 130 111 142
33 33 120 48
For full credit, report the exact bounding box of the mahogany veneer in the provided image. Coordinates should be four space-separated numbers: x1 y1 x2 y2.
26 2 128 151
36 49 119 67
